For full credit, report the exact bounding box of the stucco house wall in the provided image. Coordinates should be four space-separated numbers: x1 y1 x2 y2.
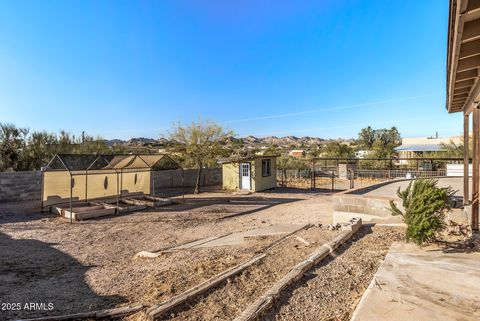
222 157 276 192
252 158 276 191
222 162 241 190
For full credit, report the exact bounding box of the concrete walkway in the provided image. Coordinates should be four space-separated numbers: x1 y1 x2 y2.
351 242 480 321
359 177 467 198
194 223 306 247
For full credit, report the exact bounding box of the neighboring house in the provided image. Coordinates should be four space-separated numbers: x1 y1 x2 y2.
220 156 277 192
394 136 461 164
354 150 369 159
288 150 305 157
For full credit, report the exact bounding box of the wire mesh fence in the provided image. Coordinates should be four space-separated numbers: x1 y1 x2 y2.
277 166 466 192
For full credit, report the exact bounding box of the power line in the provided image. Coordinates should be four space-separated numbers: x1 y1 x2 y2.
223 93 440 124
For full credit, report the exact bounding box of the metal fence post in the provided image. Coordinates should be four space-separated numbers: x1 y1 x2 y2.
349 169 354 189
331 170 334 191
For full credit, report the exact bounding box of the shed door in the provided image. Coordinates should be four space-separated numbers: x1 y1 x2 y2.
240 163 251 190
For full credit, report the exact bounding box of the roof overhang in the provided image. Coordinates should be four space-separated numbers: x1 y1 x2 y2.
446 0 480 114
218 155 278 164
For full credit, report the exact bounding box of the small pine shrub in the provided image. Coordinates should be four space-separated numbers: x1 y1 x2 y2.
389 179 455 245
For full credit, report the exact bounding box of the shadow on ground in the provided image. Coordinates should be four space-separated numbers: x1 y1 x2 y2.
0 232 125 320
79 195 304 225
3 185 330 225
436 237 480 253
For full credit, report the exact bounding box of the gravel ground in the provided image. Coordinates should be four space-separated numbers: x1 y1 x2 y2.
0 189 334 320
0 190 403 321
151 227 339 321
261 226 405 321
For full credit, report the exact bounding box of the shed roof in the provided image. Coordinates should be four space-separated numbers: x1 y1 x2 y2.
394 144 445 152
44 154 181 172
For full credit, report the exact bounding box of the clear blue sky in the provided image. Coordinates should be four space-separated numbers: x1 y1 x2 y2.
0 0 462 140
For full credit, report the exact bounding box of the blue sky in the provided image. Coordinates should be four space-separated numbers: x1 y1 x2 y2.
0 0 462 140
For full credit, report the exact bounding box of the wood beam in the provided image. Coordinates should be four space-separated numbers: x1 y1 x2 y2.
464 79 480 114
457 55 480 72
447 2 466 111
462 19 480 42
456 78 475 89
472 107 479 231
454 93 470 99
464 0 480 22
464 113 470 205
467 0 480 13
454 86 472 94
459 39 480 59
456 69 478 81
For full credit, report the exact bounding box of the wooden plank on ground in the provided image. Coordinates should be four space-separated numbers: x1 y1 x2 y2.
146 253 267 321
14 305 144 321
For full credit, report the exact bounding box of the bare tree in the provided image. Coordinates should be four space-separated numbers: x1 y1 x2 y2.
169 119 233 194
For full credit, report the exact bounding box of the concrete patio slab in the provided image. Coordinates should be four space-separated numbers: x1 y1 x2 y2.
351 242 480 321
134 224 307 258
194 223 306 247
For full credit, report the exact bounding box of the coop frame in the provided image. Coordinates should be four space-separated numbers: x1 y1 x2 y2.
41 154 184 222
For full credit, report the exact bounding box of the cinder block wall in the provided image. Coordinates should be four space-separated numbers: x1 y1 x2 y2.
332 194 403 224
0 171 42 202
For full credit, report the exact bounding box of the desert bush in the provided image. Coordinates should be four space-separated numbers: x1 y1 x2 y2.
389 179 455 245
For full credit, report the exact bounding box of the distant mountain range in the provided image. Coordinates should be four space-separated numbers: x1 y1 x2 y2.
104 136 353 147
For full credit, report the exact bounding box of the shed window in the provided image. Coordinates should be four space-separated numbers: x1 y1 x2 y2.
262 159 271 177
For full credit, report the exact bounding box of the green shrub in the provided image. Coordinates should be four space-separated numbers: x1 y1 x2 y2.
389 179 455 245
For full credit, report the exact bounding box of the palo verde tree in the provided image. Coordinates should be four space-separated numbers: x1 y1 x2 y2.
169 119 233 194
389 179 455 245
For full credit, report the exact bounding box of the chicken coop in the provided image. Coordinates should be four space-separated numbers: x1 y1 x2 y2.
41 154 183 221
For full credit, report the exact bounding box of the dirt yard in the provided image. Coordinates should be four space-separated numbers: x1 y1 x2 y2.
0 188 403 321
